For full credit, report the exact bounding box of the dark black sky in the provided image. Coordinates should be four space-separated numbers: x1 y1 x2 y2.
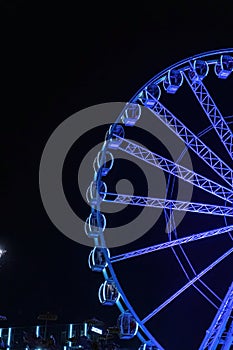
1 2 233 350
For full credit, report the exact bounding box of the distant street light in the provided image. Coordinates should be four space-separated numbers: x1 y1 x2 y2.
0 249 6 258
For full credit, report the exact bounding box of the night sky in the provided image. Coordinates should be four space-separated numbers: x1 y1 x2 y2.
1 2 233 350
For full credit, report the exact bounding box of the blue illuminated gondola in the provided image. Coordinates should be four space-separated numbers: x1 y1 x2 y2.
84 209 106 239
88 247 110 272
86 180 107 206
188 59 209 82
117 311 138 339
215 55 233 79
137 83 161 107
163 69 183 93
95 149 114 176
98 279 120 305
107 124 125 149
121 103 141 126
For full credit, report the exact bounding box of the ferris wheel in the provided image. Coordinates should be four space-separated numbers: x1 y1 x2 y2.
85 49 233 350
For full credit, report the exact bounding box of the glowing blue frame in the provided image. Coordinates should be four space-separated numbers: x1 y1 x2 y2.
86 48 233 349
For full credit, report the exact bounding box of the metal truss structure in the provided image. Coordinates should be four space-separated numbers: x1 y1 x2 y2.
85 49 233 349
199 282 233 349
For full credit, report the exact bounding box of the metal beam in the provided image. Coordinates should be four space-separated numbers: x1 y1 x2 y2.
110 225 233 263
184 68 233 161
221 318 233 350
148 99 233 186
117 138 233 203
142 249 233 324
199 282 233 350
102 192 233 216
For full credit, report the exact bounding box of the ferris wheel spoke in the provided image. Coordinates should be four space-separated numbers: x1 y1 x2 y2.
116 138 233 203
165 211 222 308
110 225 233 263
170 243 220 309
147 99 233 187
198 281 233 350
141 247 233 324
176 245 222 306
183 67 233 161
101 192 233 216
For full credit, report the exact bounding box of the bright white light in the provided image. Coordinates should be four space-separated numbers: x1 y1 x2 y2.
7 327 12 348
68 324 73 348
0 249 6 258
91 326 102 335
84 323 87 337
